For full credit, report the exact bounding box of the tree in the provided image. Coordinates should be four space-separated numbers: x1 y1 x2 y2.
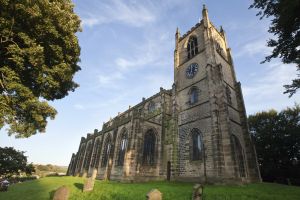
249 0 300 96
0 0 81 138
248 105 300 184
0 147 29 176
25 163 35 175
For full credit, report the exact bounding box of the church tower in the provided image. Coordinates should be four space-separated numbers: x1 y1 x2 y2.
173 5 261 182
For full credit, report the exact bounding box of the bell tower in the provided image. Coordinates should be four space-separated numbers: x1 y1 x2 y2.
173 5 261 182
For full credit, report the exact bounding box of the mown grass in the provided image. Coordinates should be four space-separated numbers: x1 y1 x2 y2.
0 176 299 200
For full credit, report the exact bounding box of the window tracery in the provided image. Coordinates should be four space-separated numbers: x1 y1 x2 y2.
117 131 128 166
101 136 112 167
191 129 202 161
187 36 198 59
142 129 156 165
148 101 155 112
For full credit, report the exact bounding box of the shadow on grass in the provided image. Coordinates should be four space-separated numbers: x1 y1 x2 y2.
49 190 56 199
74 183 83 191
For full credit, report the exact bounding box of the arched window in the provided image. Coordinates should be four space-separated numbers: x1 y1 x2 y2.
117 131 128 166
142 129 156 165
187 36 198 59
231 135 246 177
101 135 112 167
189 87 199 104
77 144 85 171
91 139 101 167
191 129 202 160
83 142 93 170
148 101 155 112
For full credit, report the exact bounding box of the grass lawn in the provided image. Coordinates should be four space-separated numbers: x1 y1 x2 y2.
0 176 299 200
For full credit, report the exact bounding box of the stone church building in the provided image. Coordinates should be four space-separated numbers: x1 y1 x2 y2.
67 6 261 183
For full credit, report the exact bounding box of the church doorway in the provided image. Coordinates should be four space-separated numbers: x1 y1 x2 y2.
167 161 171 181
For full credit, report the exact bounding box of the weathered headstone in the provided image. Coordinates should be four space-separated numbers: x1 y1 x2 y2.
91 168 98 180
83 177 94 192
53 186 69 200
192 184 204 200
146 189 162 200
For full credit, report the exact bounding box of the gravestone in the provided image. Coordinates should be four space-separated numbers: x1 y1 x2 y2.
53 186 69 200
83 177 94 192
192 184 203 200
146 189 162 200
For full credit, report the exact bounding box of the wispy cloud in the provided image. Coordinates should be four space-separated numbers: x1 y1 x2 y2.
81 0 156 28
74 104 85 110
97 71 124 88
235 39 271 58
243 62 300 114
115 33 173 70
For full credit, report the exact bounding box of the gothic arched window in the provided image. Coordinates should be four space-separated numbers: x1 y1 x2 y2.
77 144 85 171
191 129 203 160
187 36 198 59
101 135 112 167
142 129 156 165
189 87 199 105
117 131 128 166
91 139 101 167
231 135 246 177
148 101 155 113
83 142 93 170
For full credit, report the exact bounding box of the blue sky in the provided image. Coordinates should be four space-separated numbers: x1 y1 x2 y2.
0 0 299 166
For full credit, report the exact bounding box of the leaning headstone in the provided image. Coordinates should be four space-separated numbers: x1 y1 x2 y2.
192 184 204 200
146 189 162 200
53 186 69 200
83 177 94 192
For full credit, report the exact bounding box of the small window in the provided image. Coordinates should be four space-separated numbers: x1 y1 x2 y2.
191 129 202 161
187 36 198 59
142 129 156 165
216 42 222 53
189 87 199 104
148 101 155 112
226 86 232 105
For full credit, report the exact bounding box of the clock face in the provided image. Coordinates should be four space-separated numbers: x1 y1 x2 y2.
186 63 198 78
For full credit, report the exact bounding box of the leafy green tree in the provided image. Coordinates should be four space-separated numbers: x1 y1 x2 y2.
0 0 81 137
25 163 35 175
248 105 300 184
249 0 300 96
0 147 28 176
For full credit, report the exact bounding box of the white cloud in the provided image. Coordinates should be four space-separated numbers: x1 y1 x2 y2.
235 39 271 58
115 33 173 70
97 71 124 87
81 0 156 28
74 104 85 110
242 62 300 114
